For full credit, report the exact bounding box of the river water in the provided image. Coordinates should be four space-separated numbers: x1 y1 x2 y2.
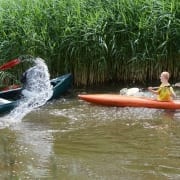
0 88 180 180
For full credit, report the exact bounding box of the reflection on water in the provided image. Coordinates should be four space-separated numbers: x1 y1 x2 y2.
0 91 180 179
0 121 54 179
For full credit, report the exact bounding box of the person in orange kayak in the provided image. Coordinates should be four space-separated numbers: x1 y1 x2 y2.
148 71 176 101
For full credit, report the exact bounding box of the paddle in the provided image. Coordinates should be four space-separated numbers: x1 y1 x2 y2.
0 58 20 71
175 83 180 87
120 87 160 95
120 84 180 96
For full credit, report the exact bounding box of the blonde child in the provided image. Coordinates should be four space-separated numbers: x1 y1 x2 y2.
148 71 176 101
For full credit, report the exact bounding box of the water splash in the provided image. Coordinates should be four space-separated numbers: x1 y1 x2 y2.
0 58 53 126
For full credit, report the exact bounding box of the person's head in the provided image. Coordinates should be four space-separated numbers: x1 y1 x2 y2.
160 71 170 83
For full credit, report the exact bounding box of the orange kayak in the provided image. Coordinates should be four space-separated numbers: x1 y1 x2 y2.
78 94 180 110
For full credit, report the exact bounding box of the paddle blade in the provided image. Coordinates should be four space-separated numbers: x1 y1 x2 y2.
175 83 180 87
0 58 20 70
120 88 140 96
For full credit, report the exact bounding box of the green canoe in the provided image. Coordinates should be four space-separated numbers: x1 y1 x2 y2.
0 73 72 115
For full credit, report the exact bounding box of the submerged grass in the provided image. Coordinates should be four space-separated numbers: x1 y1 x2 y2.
0 0 179 86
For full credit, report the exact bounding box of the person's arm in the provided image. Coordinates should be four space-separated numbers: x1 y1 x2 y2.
170 87 176 98
20 72 27 84
148 87 158 95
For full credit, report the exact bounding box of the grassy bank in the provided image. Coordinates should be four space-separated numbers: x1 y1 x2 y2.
0 0 179 86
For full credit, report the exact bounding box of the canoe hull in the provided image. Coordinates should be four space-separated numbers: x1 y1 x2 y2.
78 94 180 110
50 73 72 100
0 73 72 115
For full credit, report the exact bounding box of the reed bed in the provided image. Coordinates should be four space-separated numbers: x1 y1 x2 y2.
0 0 179 86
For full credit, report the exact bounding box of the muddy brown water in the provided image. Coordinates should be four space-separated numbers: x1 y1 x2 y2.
0 88 180 179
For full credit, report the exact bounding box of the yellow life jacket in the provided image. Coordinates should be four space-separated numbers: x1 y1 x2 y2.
157 85 173 101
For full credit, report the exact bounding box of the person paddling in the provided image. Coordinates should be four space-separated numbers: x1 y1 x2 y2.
148 71 176 101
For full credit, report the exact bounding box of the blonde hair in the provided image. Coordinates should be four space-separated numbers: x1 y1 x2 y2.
161 71 170 80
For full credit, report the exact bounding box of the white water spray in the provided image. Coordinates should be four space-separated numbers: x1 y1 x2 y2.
0 58 53 126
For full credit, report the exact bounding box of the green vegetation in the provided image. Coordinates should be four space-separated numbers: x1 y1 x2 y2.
0 0 179 86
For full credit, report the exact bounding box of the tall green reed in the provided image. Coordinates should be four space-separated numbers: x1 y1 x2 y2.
0 0 179 86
